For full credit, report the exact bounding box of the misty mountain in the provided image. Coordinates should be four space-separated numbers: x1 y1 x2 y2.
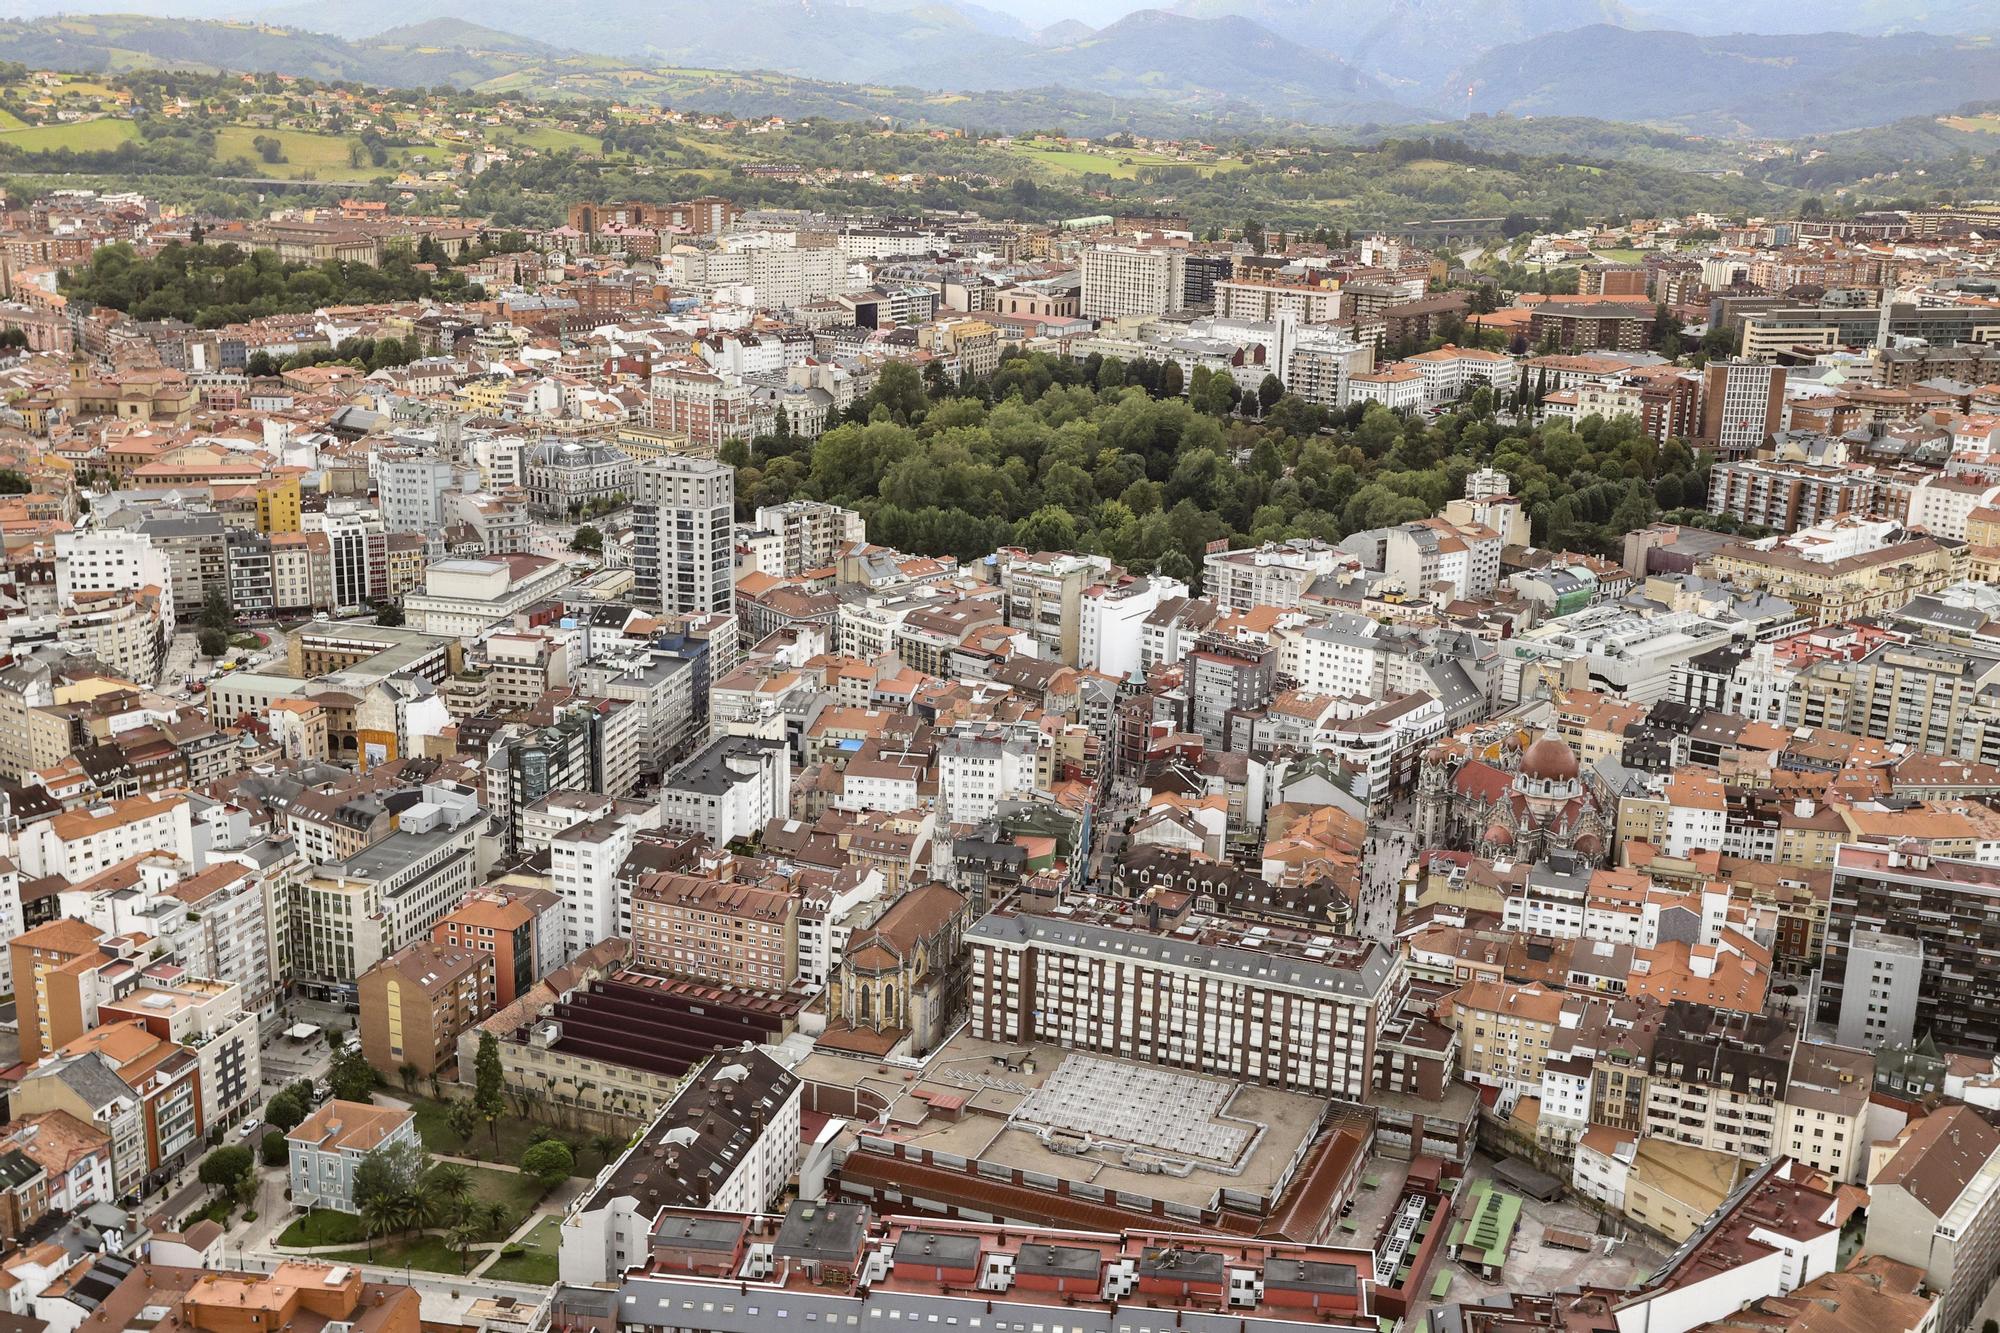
880 10 1407 123
1451 25 2000 135
1622 0 1999 35
1162 0 1637 86
1031 19 1097 45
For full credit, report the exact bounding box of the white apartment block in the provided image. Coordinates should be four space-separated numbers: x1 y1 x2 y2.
1080 245 1187 321
634 457 735 615
54 528 177 635
551 816 637 964
17 794 196 882
1079 576 1187 681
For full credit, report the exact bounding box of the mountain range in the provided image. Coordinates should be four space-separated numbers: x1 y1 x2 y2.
0 6 1994 137
1453 25 2000 135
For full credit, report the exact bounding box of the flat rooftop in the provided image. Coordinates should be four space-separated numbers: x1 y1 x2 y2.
806 1031 1330 1214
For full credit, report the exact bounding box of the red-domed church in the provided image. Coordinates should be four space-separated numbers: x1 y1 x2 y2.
1413 727 1609 866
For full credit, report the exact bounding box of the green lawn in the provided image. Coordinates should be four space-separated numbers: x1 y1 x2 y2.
284 1168 545 1275
278 1209 368 1246
1002 141 1246 180
483 1215 561 1284
0 117 138 151
1593 247 1648 263
469 1164 547 1236
320 1233 468 1275
497 124 604 154
212 125 387 181
400 1094 604 1176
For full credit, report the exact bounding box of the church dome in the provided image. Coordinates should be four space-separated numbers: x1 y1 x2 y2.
1483 822 1514 848
1520 733 1581 784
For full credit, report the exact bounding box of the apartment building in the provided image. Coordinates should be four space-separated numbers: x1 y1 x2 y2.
1528 302 1656 354
1822 843 2000 1052
1699 360 1787 459
555 1203 1380 1333
995 548 1109 665
1080 245 1187 320
1202 540 1352 612
967 898 1398 1102
631 866 800 993
358 939 496 1079
657 736 791 845
294 791 484 986
14 792 194 882
560 1048 801 1285
1776 1041 1873 1184
634 456 735 614
1865 1105 2000 1333
1644 1003 1796 1164
431 887 560 1007
749 501 865 577
13 1021 204 1193
1706 459 1877 534
1450 979 1563 1111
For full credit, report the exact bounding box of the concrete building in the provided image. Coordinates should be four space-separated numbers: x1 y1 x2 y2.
357 939 496 1079
1864 1104 2000 1333
657 736 791 845
1832 926 1922 1051
559 1049 801 1284
967 898 1397 1103
553 1202 1380 1333
1080 245 1187 321
631 866 799 993
403 554 576 638
1700 360 1787 459
634 457 734 615
749 501 864 577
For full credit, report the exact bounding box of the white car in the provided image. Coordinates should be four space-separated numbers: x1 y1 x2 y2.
235 1118 260 1141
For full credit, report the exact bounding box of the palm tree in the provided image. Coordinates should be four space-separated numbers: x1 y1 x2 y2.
484 1200 509 1238
591 1132 622 1168
362 1194 397 1261
428 1163 474 1221
398 1063 419 1093
448 1218 483 1274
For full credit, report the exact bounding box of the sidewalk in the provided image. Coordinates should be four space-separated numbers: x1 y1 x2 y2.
465 1208 551 1280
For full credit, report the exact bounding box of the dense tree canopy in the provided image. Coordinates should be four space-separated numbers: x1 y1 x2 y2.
730 351 1707 579
59 241 483 327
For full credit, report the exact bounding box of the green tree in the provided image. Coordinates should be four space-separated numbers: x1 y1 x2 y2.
448 1217 483 1273
570 524 603 553
427 1161 474 1218
261 1129 289 1168
521 1139 574 1192
592 1131 623 1168
328 1046 376 1103
374 601 404 627
1256 373 1284 417
446 1099 480 1152
362 1192 397 1260
474 1031 506 1153
197 627 228 658
199 1144 254 1196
